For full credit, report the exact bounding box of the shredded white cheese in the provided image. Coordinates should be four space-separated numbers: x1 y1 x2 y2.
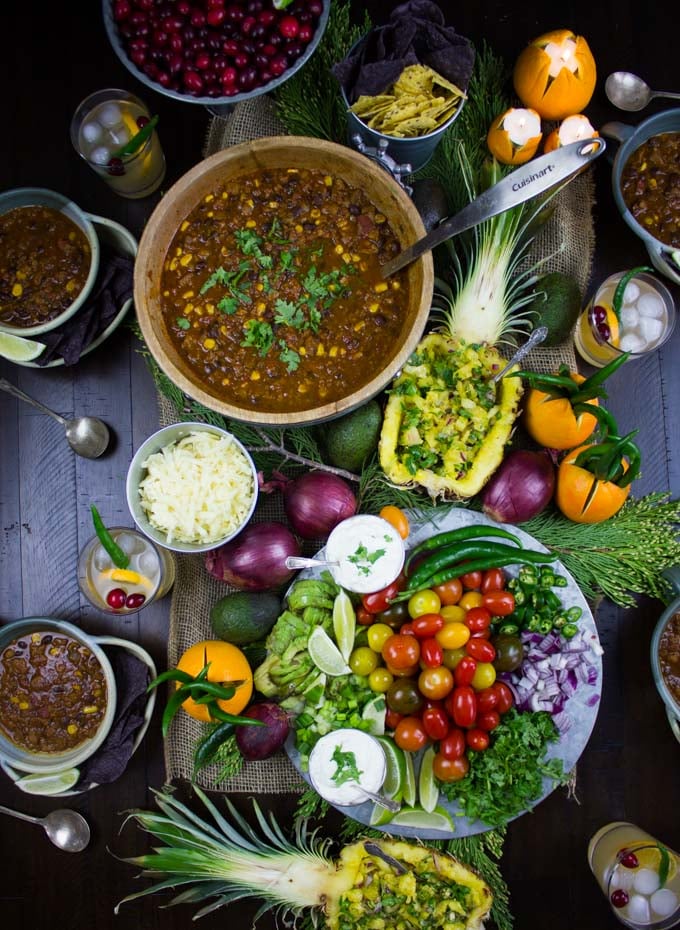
138 431 255 544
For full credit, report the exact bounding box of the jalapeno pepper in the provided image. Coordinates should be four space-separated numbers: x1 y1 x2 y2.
91 504 129 569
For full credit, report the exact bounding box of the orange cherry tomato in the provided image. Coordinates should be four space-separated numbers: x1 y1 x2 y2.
411 613 444 639
459 591 484 611
481 590 516 617
436 621 470 650
394 716 429 752
418 666 454 700
382 635 420 669
460 570 483 590
433 753 469 782
432 577 463 606
440 604 466 623
379 505 410 539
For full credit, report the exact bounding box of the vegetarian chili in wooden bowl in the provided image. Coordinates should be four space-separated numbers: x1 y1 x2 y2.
134 136 434 426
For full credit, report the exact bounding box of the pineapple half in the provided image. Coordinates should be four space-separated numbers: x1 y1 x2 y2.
379 333 523 498
117 786 492 930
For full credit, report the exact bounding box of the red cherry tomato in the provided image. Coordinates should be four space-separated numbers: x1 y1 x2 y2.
432 578 463 606
418 666 454 701
394 716 429 752
480 568 506 593
476 687 499 713
422 705 450 741
420 637 444 668
356 607 374 626
382 634 420 669
453 656 477 687
433 753 469 782
477 710 501 732
450 685 477 729
482 590 516 617
385 707 403 730
464 607 492 633
466 728 490 751
460 570 482 590
492 681 515 714
399 623 416 637
470 628 492 640
465 638 497 663
411 613 445 638
439 728 466 759
362 581 401 614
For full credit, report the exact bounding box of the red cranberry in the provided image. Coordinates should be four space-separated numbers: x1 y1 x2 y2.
183 25 196 40
298 23 313 42
195 50 211 69
207 0 225 7
234 51 249 67
285 41 303 62
308 0 323 14
619 851 639 869
136 114 150 128
610 889 629 909
241 14 256 33
222 83 239 96
137 0 153 9
130 47 147 65
184 69 204 92
261 43 275 56
129 36 148 51
143 61 160 79
593 305 608 324
207 7 225 25
106 588 128 609
221 65 237 84
206 84 222 97
129 10 148 27
246 0 263 11
190 9 206 26
250 23 266 39
238 66 258 89
270 53 287 76
119 21 135 38
260 68 272 83
165 14 185 31
279 14 299 38
113 0 132 21
223 38 238 54
226 3 244 21
597 323 611 340
258 8 275 26
177 0 190 12
213 54 227 68
157 70 171 86
167 52 183 73
152 28 169 46
125 592 146 609
240 39 255 54
255 52 270 68
267 31 282 46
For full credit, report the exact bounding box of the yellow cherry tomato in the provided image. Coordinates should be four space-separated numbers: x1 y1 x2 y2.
349 646 379 676
408 589 441 619
367 623 394 653
379 505 410 540
369 667 394 693
471 662 497 690
459 591 485 611
436 621 471 650
440 605 466 624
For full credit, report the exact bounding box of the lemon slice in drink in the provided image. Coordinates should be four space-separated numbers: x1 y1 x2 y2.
389 804 455 833
307 627 351 676
15 768 80 796
0 332 46 362
332 590 356 663
418 745 440 814
105 567 153 588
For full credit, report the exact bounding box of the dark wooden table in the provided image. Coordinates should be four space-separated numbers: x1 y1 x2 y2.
1 2 679 928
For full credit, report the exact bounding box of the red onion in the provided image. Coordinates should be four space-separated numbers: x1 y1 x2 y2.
482 450 555 524
235 702 290 760
283 471 357 540
205 521 300 591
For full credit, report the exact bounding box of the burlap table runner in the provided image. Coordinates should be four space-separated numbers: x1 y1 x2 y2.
162 96 596 792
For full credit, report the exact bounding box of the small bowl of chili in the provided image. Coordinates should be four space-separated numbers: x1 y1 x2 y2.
602 108 680 286
0 188 100 337
651 566 680 744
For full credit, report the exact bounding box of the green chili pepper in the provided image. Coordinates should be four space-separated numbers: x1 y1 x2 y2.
146 667 194 692
612 266 654 320
553 615 567 629
193 721 235 775
561 622 579 638
114 114 159 158
91 504 129 570
185 679 244 701
406 540 532 590
161 687 190 738
207 704 264 727
566 606 583 623
404 525 521 572
405 550 557 596
497 622 519 635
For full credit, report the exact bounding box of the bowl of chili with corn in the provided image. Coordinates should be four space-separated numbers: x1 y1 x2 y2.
0 188 100 337
134 135 434 426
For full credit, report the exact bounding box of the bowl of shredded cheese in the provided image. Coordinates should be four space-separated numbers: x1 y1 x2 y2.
126 422 258 553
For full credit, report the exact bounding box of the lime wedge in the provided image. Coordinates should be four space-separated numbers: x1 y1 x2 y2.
375 736 405 802
272 0 293 8
0 332 46 362
402 748 417 808
418 745 439 813
369 802 397 826
362 695 386 736
307 627 351 676
332 590 356 663
389 804 455 833
15 768 80 796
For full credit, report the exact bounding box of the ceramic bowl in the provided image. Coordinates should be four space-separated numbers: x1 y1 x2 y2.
126 422 259 554
0 188 100 337
650 566 680 744
601 108 680 286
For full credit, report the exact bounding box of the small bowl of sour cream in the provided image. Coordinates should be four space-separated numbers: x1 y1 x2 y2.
324 514 405 594
308 729 387 807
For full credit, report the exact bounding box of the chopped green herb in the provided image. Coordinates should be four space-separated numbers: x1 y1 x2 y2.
242 319 274 356
278 341 301 373
274 299 306 329
217 296 239 315
331 745 363 786
200 266 231 294
176 317 191 330
279 250 296 272
347 544 386 576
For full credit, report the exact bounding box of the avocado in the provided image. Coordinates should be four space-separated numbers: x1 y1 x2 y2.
526 271 583 346
322 399 383 471
210 591 282 645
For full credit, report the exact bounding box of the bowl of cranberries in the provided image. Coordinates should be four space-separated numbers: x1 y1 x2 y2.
103 0 330 106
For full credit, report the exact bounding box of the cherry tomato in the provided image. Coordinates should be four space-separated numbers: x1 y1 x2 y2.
367 623 394 653
385 707 403 730
420 637 443 668
382 635 420 669
379 505 410 539
459 591 484 610
480 568 506 593
386 678 424 715
470 628 492 640
436 621 470 650
433 753 469 782
476 687 500 714
432 577 463 606
349 646 379 676
450 685 477 728
477 710 501 732
399 623 416 637
362 581 400 614
368 667 393 693
418 665 454 700
464 606 492 633
407 589 441 618
375 601 410 629
466 728 490 751
439 728 466 759
492 634 524 672
412 613 444 639
441 647 466 670
460 570 482 590
492 681 515 714
356 607 374 626
471 662 497 691
453 655 477 687
440 604 466 623
482 590 516 617
394 716 428 752
422 705 450 740
465 638 497 663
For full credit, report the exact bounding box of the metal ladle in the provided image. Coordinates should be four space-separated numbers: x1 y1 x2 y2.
0 378 110 458
0 804 91 852
605 71 680 111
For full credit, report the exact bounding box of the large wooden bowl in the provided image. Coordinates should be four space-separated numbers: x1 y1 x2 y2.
134 136 434 426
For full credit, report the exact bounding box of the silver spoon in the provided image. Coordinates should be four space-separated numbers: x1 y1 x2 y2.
605 71 680 111
351 785 401 813
0 804 91 852
286 556 340 571
0 377 110 458
490 326 549 386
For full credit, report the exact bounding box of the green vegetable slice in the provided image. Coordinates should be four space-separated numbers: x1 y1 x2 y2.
612 266 653 320
91 504 129 569
114 114 159 158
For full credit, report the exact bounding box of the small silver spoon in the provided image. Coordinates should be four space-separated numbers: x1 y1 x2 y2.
490 326 549 386
0 804 91 852
351 785 401 813
605 71 680 111
286 556 340 571
0 377 110 458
